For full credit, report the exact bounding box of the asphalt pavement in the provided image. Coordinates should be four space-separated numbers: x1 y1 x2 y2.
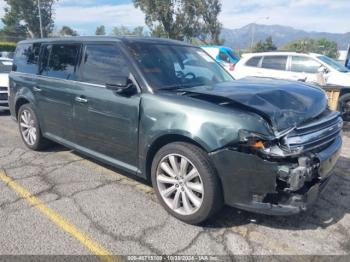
0 109 349 259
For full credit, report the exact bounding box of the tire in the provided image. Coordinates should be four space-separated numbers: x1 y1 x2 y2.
18 104 51 151
338 94 350 122
151 142 223 224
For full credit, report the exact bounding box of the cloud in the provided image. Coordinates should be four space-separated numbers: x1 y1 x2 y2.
54 2 145 33
220 0 350 33
0 0 349 34
0 0 6 18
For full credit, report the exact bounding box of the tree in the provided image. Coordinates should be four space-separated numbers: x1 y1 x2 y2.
252 36 277 52
59 26 78 36
1 0 57 38
133 0 222 42
197 0 223 44
283 38 339 59
111 26 145 36
95 25 106 35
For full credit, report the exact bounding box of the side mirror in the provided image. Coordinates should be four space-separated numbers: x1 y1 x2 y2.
106 76 136 95
318 66 329 74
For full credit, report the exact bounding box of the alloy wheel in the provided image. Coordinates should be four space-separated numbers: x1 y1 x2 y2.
20 109 37 146
156 154 204 216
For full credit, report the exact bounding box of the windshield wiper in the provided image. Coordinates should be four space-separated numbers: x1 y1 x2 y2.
160 83 199 91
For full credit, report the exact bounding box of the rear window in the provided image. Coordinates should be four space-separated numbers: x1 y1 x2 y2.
79 44 130 85
13 43 41 74
245 56 261 67
261 56 287 70
40 44 80 80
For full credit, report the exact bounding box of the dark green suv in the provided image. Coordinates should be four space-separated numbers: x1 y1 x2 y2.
9 37 343 224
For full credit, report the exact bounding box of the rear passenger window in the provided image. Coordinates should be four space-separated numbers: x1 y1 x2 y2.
41 44 80 80
79 44 130 85
261 56 287 70
245 56 261 67
13 43 41 74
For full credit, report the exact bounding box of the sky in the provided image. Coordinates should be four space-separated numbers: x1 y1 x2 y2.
0 0 349 35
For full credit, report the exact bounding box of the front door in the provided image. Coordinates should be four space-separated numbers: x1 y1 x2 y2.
289 56 322 83
73 43 140 173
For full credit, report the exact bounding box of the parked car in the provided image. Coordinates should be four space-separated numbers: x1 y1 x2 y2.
9 37 342 224
0 51 14 59
201 46 240 75
234 52 350 85
0 58 13 109
233 52 350 120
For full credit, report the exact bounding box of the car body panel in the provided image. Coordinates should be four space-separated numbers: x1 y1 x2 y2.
8 37 343 217
175 78 328 132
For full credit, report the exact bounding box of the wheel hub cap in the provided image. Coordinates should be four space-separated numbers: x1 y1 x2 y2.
156 154 204 216
20 110 37 146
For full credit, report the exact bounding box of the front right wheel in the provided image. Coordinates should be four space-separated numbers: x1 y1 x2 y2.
151 142 223 224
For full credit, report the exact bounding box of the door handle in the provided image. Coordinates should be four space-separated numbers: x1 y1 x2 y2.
33 86 42 92
75 96 88 103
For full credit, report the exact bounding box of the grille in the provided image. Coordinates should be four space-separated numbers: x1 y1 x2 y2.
0 86 7 91
282 110 342 153
0 93 8 101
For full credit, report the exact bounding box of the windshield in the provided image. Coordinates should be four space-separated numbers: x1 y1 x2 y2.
127 43 233 90
0 60 12 73
317 55 350 73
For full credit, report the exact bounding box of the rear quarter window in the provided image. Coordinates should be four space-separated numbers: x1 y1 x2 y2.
13 43 41 74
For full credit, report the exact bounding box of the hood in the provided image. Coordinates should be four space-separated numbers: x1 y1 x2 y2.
179 77 328 132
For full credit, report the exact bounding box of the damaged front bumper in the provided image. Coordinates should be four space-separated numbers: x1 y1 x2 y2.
210 136 342 216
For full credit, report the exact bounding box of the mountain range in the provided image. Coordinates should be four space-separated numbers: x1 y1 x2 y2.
221 24 350 50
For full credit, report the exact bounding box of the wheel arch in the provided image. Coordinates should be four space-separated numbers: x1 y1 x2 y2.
15 97 31 120
144 134 210 181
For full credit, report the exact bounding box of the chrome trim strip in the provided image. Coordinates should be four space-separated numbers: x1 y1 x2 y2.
11 71 141 92
295 112 340 131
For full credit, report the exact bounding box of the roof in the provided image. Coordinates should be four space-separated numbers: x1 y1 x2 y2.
17 36 192 46
242 51 323 57
201 45 233 50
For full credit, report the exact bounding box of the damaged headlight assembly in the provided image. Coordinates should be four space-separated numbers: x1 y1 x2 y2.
237 129 302 157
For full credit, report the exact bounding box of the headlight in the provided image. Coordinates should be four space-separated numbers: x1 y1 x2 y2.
238 129 274 150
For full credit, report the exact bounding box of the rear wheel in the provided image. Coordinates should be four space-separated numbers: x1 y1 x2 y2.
18 104 50 150
151 142 223 224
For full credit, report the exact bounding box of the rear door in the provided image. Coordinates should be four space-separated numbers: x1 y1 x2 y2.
259 55 290 80
36 43 81 142
73 42 140 172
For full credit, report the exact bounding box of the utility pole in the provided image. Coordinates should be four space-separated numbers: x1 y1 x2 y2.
250 17 269 50
38 0 44 38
